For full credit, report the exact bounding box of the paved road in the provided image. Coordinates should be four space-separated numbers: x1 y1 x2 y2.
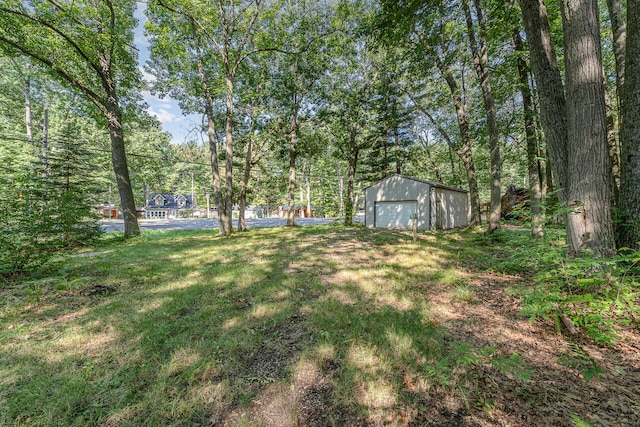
99 217 349 232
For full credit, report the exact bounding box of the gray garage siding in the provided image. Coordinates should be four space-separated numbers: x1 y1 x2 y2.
364 175 468 230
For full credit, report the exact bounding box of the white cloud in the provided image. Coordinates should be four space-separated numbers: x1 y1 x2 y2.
139 68 157 84
148 107 178 124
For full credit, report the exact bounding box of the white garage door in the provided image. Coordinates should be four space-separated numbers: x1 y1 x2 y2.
375 201 417 229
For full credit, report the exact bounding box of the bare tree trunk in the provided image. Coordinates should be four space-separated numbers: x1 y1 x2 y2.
464 0 501 232
604 83 621 204
606 0 626 110
394 126 401 174
344 127 358 226
407 81 481 225
238 132 254 232
286 108 297 227
338 167 344 218
223 76 234 235
304 158 311 218
207 114 225 234
41 108 49 177
193 23 225 235
561 0 616 257
419 132 444 183
514 30 544 238
605 0 625 207
106 101 140 237
617 0 640 250
24 77 33 145
520 0 569 204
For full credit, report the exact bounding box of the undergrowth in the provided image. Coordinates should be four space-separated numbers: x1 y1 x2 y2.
477 227 640 345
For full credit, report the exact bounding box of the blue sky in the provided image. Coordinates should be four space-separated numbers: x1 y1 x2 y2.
133 5 200 144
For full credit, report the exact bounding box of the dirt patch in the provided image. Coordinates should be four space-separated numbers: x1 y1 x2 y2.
422 269 640 427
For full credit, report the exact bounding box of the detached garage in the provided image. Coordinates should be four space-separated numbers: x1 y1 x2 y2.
364 175 469 230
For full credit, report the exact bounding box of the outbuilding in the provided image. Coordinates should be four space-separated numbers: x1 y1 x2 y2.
364 175 469 230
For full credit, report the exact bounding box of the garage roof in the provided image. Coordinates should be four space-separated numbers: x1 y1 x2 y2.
363 174 468 193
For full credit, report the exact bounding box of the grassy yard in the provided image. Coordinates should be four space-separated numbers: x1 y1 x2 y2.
1 225 638 426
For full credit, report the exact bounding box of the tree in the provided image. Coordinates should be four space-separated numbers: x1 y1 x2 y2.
0 0 141 237
463 0 501 232
561 0 616 257
513 29 544 238
375 0 483 226
617 0 640 250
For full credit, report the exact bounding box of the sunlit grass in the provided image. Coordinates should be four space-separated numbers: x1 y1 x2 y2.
0 224 502 426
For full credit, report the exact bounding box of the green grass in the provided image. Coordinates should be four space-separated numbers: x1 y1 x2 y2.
0 225 636 426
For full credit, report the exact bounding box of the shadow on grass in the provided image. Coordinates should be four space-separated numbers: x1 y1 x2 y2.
2 225 634 426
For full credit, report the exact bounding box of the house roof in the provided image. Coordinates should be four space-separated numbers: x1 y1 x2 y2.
363 174 468 193
147 194 194 209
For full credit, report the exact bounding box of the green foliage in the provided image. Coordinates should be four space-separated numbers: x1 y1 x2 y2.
493 229 640 345
423 341 531 387
0 128 102 276
569 413 594 427
557 341 603 382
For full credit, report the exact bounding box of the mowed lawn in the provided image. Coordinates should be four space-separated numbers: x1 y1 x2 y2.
1 225 639 426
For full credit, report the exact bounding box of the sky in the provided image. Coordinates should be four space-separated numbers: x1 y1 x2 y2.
133 5 200 145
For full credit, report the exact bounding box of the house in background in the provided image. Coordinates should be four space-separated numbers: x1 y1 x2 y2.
145 194 195 219
364 175 468 230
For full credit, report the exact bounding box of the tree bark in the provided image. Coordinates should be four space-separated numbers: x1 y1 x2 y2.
513 29 544 238
413 54 481 225
606 0 626 109
286 107 298 227
344 126 358 226
106 101 140 238
442 67 481 226
24 77 33 145
561 0 616 257
193 24 225 235
238 113 256 232
223 75 234 235
520 0 569 204
617 0 640 250
464 0 501 232
605 0 625 204
604 82 621 204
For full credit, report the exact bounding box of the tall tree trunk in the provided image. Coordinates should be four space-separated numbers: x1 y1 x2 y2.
604 83 621 205
193 24 225 235
42 108 49 177
514 29 544 238
520 0 569 204
407 75 481 225
106 101 140 237
464 0 501 232
420 133 444 183
394 125 401 174
24 77 33 145
207 112 225 235
338 166 344 218
223 76 234 235
344 126 358 226
617 0 640 250
605 0 625 206
561 0 616 257
606 0 626 111
286 108 298 227
238 116 256 232
304 158 311 218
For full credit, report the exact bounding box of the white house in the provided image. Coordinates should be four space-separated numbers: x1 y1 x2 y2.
144 194 195 219
364 175 468 230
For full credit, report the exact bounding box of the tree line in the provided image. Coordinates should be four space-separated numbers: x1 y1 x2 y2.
1 0 638 258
